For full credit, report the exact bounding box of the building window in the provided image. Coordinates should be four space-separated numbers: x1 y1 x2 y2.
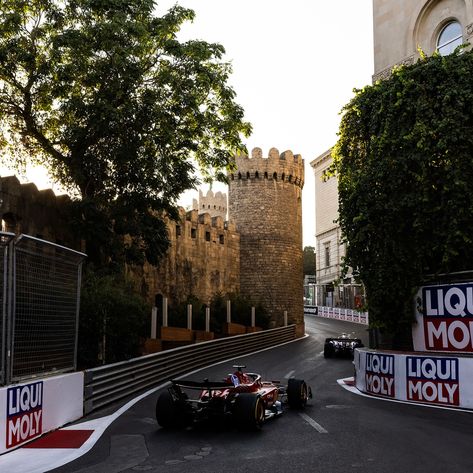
191 228 196 238
205 231 210 242
219 235 224 244
324 243 330 268
437 21 462 56
176 225 181 236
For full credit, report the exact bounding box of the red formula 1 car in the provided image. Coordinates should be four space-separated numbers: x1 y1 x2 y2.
156 365 311 430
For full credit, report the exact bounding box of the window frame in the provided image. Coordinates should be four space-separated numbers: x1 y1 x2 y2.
436 20 463 56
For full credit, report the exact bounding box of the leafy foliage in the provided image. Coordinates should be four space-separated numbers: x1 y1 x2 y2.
332 50 473 334
0 0 251 265
303 246 316 276
78 267 150 368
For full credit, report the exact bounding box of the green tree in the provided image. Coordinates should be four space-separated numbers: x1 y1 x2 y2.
78 268 150 368
303 246 316 276
332 49 473 341
0 0 251 265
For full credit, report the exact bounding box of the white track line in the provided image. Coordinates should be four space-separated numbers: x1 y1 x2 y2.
298 413 328 433
284 370 295 379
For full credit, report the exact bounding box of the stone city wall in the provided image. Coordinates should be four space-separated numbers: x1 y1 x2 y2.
0 176 240 307
0 176 79 249
122 208 240 306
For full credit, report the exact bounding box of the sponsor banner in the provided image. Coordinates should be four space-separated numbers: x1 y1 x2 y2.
406 356 459 406
355 349 473 409
365 353 395 397
303 305 318 315
6 382 43 449
0 372 83 453
413 282 473 353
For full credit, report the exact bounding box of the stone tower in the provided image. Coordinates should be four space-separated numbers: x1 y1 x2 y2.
228 147 305 337
192 189 227 219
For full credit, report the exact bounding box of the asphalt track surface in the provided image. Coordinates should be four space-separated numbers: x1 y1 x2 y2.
11 316 473 472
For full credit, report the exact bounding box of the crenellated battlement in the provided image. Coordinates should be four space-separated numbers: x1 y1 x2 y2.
192 189 227 219
0 175 78 247
230 147 305 188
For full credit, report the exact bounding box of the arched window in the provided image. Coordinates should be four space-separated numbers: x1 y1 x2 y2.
255 171 259 179
238 172 242 179
273 172 278 180
437 21 462 56
247 172 250 179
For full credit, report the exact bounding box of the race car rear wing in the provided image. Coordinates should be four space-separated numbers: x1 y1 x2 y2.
171 379 232 390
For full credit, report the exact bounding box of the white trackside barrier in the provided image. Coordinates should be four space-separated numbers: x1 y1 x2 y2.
304 305 368 325
0 372 84 454
354 348 473 409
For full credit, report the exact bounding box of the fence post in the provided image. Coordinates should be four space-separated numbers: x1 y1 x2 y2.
205 306 210 332
162 297 168 327
251 307 255 327
284 310 288 326
151 307 157 339
226 300 231 324
5 237 14 385
187 304 192 331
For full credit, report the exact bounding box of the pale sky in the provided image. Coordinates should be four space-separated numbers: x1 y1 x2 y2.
2 1 374 248
160 0 375 247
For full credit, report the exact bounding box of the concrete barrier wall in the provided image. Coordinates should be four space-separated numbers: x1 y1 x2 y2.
0 372 84 454
354 348 473 409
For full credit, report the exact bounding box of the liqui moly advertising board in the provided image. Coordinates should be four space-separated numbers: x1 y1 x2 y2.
0 372 84 454
6 382 43 448
365 353 395 397
413 282 473 353
406 356 459 406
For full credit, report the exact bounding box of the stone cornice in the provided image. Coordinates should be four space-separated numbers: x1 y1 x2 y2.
372 54 416 83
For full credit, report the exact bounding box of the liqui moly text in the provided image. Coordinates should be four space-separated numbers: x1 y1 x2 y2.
6 381 43 448
365 353 395 397
406 357 459 406
422 283 473 352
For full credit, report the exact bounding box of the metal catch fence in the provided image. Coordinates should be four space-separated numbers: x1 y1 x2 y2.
0 233 86 385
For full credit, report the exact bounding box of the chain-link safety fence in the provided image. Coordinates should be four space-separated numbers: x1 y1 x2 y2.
0 233 86 385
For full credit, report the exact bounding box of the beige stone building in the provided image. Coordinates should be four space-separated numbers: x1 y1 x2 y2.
311 0 471 308
373 0 473 81
311 149 343 288
310 150 359 308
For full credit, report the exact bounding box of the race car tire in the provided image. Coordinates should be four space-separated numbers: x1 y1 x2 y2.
155 390 189 429
323 343 333 358
287 378 308 409
234 393 265 430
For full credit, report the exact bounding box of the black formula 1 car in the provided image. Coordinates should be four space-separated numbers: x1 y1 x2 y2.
156 365 311 430
323 333 364 359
